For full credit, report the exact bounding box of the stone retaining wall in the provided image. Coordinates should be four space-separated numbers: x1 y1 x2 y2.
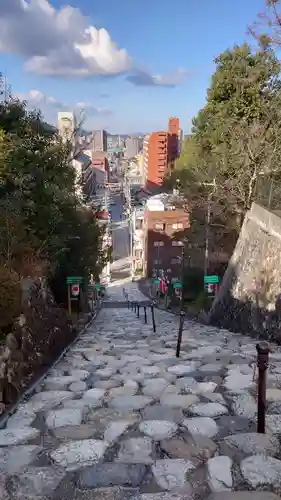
0 279 76 413
208 203 281 342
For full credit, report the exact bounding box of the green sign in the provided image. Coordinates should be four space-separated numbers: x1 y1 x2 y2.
173 283 183 289
152 278 160 284
204 275 219 284
89 283 101 290
66 276 83 284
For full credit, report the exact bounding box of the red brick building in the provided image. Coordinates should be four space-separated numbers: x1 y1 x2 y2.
168 117 180 168
145 131 169 190
92 152 109 189
145 117 180 191
143 193 189 279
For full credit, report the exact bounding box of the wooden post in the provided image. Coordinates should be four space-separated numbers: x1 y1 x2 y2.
67 284 72 315
256 341 270 433
176 311 185 358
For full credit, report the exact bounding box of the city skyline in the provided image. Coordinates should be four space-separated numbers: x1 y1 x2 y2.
1 0 264 133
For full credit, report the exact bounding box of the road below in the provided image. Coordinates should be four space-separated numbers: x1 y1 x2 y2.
110 192 131 281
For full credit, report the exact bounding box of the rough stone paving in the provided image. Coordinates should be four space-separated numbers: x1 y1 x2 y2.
2 283 281 499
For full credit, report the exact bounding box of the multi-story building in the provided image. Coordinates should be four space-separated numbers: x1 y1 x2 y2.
131 207 145 275
136 153 145 186
58 112 76 142
168 117 180 169
72 153 93 200
125 137 140 159
93 129 107 152
143 135 149 185
92 152 109 193
143 193 189 279
145 131 169 190
144 117 181 191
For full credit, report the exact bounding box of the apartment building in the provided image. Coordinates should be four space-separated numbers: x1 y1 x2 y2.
145 131 169 190
58 112 76 143
143 193 189 279
144 117 181 191
125 137 140 159
72 153 93 200
168 117 180 168
92 152 109 193
93 129 107 152
131 207 145 275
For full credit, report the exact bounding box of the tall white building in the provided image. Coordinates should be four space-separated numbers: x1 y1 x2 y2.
58 112 76 142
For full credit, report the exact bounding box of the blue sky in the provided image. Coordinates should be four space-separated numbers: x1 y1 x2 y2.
0 0 266 133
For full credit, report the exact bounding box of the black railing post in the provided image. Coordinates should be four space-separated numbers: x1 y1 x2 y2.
151 301 156 332
137 304 140 317
144 306 147 324
256 341 270 433
176 311 185 358
131 301 134 311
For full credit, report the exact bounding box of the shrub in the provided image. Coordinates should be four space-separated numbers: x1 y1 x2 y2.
0 267 21 333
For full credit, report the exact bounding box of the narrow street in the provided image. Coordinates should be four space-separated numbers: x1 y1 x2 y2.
1 222 281 498
110 192 131 282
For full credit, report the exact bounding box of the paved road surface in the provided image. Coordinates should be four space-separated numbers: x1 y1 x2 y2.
1 204 281 498
1 277 281 498
110 193 131 281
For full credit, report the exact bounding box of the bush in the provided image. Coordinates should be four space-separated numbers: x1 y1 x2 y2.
183 267 204 301
0 267 21 333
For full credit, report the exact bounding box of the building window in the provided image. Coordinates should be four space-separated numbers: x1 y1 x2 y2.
153 241 164 247
172 222 184 230
154 259 162 264
172 240 184 246
155 223 165 231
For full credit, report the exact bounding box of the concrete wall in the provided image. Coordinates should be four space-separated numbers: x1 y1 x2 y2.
208 203 281 343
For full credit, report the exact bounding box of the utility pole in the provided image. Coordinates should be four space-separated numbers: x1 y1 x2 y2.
203 178 216 280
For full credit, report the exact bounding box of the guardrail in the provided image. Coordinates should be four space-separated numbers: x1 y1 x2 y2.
123 288 156 332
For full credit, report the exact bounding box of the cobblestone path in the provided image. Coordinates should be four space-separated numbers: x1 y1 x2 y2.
1 281 281 499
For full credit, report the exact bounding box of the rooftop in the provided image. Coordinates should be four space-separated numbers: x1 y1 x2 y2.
75 153 91 165
145 192 185 212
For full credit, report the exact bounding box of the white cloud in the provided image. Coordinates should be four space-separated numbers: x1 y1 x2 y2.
0 0 132 77
0 1 189 87
16 89 63 108
16 90 112 117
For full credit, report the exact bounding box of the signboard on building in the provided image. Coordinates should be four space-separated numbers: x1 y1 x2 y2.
66 276 83 284
204 275 219 284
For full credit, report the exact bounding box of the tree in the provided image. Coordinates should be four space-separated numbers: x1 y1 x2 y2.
165 43 281 272
0 76 107 322
250 0 281 50
172 43 281 221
